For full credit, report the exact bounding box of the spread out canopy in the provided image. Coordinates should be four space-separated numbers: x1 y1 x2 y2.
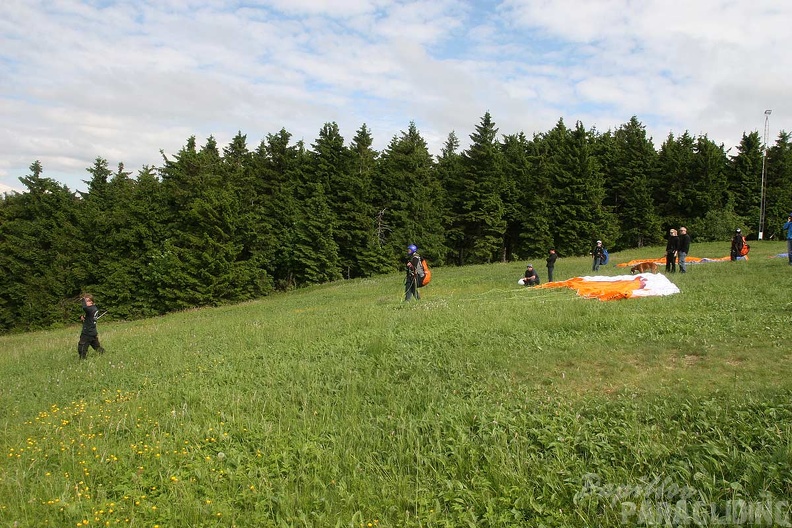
616 256 732 268
539 274 681 301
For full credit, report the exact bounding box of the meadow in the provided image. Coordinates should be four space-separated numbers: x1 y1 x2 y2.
1 241 790 527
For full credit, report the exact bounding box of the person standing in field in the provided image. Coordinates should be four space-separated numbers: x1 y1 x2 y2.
677 227 691 273
78 294 105 360
730 229 744 261
591 240 605 271
783 214 792 266
546 248 558 282
665 228 679 273
404 244 423 301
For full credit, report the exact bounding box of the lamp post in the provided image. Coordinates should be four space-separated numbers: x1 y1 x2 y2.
758 109 771 240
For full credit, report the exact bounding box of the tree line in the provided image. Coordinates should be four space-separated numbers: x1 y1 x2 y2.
1 113 791 333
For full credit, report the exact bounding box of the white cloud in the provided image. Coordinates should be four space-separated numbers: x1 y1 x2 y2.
0 0 790 191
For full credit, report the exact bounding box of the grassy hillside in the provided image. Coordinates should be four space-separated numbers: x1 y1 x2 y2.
1 241 791 527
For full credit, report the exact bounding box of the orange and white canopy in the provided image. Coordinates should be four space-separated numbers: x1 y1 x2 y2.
539 274 680 301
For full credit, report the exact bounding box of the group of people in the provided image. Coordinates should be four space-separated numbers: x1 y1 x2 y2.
664 227 692 273
518 248 558 287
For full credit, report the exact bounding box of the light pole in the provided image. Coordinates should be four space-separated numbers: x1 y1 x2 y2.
758 109 771 240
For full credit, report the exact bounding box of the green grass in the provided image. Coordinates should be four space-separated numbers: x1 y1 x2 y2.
1 241 791 527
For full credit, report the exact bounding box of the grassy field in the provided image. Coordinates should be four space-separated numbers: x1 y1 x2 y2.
1 241 790 527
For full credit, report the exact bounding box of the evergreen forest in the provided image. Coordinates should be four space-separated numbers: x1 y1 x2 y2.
2 113 792 334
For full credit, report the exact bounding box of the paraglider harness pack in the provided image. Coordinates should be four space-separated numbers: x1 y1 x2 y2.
739 236 750 256
417 257 431 287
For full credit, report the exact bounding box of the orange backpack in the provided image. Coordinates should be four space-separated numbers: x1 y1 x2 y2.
418 257 432 287
739 237 750 256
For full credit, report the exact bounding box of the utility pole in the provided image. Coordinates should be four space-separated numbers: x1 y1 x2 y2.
758 109 771 240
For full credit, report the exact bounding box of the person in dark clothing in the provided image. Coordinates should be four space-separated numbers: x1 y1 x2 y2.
592 241 605 271
665 229 679 273
519 263 540 286
78 294 105 359
677 227 691 273
404 244 424 301
546 248 558 282
783 214 792 266
730 229 744 261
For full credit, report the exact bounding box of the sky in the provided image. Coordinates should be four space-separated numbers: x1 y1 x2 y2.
1 0 790 193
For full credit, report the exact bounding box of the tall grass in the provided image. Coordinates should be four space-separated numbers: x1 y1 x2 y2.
1 241 791 527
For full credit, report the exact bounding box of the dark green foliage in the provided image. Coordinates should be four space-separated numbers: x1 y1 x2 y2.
762 131 792 240
0 162 82 331
540 120 616 256
457 112 506 264
602 117 662 249
2 117 792 334
375 122 446 265
500 133 553 260
728 132 763 230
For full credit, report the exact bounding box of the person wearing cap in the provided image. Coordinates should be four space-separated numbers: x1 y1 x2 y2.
519 263 540 286
677 227 691 273
404 244 423 301
591 240 605 271
783 214 792 265
730 228 744 261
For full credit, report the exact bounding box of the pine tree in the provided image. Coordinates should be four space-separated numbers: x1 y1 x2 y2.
349 124 391 277
727 131 763 233
458 112 506 264
763 131 792 239
157 136 249 308
292 183 342 285
604 117 661 248
375 122 445 265
0 161 82 331
435 131 465 264
541 120 615 256
500 132 553 259
251 129 301 289
656 131 696 224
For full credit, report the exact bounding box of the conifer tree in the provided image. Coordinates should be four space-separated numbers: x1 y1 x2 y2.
763 131 792 238
157 136 250 308
0 161 82 330
375 122 445 264
251 129 301 289
655 131 697 224
349 124 392 276
603 117 661 248
292 182 342 284
458 112 506 264
727 131 763 231
435 131 465 264
540 120 615 256
500 132 553 259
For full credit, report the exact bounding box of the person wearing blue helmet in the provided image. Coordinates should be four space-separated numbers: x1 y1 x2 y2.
404 244 424 301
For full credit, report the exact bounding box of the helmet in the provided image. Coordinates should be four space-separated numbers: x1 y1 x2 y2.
407 244 418 255
526 263 533 268
736 228 741 233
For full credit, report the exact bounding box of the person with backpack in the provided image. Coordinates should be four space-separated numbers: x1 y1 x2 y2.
783 213 792 266
404 244 424 301
730 229 745 261
592 240 606 271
